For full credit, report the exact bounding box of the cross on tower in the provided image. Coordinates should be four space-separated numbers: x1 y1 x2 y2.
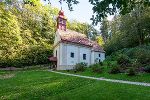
59 0 65 10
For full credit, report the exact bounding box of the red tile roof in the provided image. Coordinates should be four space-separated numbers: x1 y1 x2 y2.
49 57 57 62
58 29 105 52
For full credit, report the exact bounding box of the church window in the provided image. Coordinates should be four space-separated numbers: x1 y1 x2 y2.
99 59 101 62
99 54 101 57
83 54 86 60
59 18 63 24
70 52 74 58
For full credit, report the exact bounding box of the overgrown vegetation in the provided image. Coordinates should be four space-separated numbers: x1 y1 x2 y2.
127 68 136 76
98 2 150 76
90 63 103 73
0 1 98 68
74 62 87 72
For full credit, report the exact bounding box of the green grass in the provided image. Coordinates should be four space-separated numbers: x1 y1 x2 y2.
0 69 150 100
61 66 150 83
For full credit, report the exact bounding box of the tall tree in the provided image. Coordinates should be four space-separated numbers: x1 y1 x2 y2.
100 18 109 43
67 20 98 40
104 6 150 55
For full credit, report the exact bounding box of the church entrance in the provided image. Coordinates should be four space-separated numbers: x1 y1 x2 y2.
49 57 57 70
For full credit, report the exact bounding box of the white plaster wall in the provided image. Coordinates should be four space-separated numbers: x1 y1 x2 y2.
100 52 105 61
54 31 61 46
57 43 92 70
93 52 105 63
91 51 95 64
66 44 79 66
79 47 91 65
53 45 60 68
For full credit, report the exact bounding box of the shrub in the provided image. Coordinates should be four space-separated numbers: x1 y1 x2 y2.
109 67 120 74
99 62 103 66
135 49 150 66
74 62 87 72
131 59 142 68
90 64 103 73
117 54 131 68
127 68 136 76
109 61 118 68
0 46 53 68
144 65 150 73
126 46 150 66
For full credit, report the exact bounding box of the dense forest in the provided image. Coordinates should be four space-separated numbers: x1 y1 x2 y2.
0 0 99 67
100 5 150 71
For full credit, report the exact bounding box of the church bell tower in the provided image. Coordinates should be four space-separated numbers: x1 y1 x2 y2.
57 10 67 31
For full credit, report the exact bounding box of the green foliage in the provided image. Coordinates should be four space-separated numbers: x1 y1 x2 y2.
90 64 103 73
74 62 87 72
125 46 150 66
1 1 98 67
107 45 150 67
117 54 131 68
104 7 150 55
59 0 79 11
0 3 58 67
144 65 150 73
0 4 22 50
96 36 104 46
127 68 136 76
109 67 120 74
0 46 53 67
67 20 98 41
131 60 141 69
89 0 150 25
106 60 121 74
100 18 109 43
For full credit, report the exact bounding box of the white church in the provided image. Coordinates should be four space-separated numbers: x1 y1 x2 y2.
49 10 105 70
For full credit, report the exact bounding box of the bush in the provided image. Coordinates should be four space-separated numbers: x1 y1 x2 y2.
144 65 150 73
117 54 131 68
99 62 103 66
0 46 53 68
126 46 150 66
109 61 118 67
109 67 120 74
131 59 142 68
74 62 87 72
127 68 136 76
90 64 103 73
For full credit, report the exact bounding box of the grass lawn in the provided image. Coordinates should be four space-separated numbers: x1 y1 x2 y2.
0 69 150 100
61 66 150 83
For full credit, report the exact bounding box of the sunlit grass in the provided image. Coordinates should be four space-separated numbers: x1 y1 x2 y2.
0 69 150 100
61 66 150 83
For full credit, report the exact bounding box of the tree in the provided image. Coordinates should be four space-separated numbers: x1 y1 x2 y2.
67 20 99 40
4 0 150 24
96 36 104 46
89 0 150 25
0 1 58 67
1 1 101 67
104 6 150 55
100 18 109 43
0 3 22 54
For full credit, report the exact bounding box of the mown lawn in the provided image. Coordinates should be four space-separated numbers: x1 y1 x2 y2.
0 70 150 100
61 66 150 83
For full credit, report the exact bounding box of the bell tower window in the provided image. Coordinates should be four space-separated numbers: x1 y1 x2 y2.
57 10 67 31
